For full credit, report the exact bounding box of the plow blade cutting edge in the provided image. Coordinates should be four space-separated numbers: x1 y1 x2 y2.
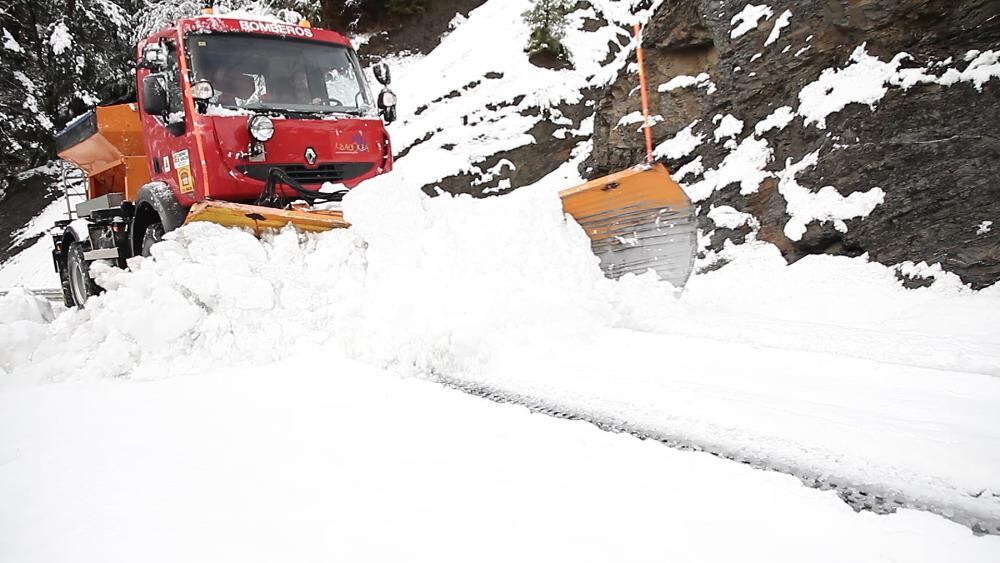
185 200 350 235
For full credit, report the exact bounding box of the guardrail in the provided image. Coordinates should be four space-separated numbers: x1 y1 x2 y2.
0 288 64 302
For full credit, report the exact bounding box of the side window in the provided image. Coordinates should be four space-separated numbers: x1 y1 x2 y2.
325 65 360 107
163 43 185 133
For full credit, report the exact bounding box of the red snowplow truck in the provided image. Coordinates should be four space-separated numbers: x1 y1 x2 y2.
52 14 697 308
52 14 397 306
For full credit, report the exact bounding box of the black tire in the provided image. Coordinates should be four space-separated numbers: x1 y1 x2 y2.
58 257 74 308
141 222 165 257
67 242 102 307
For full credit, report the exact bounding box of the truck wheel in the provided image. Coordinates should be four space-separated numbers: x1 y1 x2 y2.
141 222 164 257
67 242 102 307
58 261 74 308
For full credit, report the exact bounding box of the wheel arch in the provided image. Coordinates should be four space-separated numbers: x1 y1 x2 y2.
130 183 189 255
56 218 92 263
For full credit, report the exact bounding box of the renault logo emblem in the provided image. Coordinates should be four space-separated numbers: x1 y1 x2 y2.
304 147 317 165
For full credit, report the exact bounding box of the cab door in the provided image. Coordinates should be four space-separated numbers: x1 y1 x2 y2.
137 29 205 207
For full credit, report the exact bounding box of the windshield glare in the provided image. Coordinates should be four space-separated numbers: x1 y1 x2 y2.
188 33 372 116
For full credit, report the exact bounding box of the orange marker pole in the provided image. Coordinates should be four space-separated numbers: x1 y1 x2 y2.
633 23 654 165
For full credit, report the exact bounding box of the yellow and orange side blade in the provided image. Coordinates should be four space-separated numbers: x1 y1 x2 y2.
559 164 697 287
558 24 697 288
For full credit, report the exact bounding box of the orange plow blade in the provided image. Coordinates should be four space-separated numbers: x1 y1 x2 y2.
185 200 350 236
559 164 697 288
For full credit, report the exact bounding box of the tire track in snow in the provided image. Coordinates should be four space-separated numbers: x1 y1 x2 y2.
434 373 1000 536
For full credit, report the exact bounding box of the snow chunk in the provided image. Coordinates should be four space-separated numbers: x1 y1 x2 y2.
778 151 886 240
3 28 23 53
730 4 773 39
754 106 795 135
685 136 773 201
674 156 704 182
449 12 468 30
708 205 757 230
0 288 56 376
49 22 72 56
652 121 704 160
894 260 969 288
613 112 663 133
12 71 53 130
713 114 744 142
937 50 1000 91
616 111 644 128
0 288 55 325
658 72 710 92
976 221 993 235
798 44 907 129
764 10 792 46
206 105 252 117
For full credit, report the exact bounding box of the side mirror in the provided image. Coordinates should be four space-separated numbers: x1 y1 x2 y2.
190 80 214 101
142 74 169 116
378 89 397 124
373 62 391 86
140 43 167 70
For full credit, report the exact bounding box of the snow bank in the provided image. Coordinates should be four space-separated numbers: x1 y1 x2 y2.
0 288 55 324
0 182 673 385
0 289 56 376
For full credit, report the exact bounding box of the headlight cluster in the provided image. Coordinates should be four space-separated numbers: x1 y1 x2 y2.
248 115 275 142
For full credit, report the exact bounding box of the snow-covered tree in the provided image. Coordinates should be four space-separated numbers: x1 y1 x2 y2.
522 0 573 60
0 0 134 192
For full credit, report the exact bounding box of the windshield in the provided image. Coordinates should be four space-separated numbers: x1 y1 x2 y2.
188 33 372 116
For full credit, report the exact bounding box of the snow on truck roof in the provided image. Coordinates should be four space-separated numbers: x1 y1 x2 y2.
169 16 351 47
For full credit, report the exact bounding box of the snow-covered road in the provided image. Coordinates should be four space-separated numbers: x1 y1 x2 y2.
2 354 999 562
456 323 1000 531
3 0 1000 556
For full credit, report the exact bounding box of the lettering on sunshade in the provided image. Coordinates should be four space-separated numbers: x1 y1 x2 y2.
238 20 314 38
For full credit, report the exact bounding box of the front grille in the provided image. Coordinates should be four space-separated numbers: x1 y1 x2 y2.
237 162 374 185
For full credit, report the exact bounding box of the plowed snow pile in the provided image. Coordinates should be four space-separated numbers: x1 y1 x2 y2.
0 183 672 383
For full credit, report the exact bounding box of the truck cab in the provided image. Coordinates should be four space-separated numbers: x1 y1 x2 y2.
51 15 397 307
137 16 394 208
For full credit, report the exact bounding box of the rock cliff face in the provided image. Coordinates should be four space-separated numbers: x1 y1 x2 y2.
586 0 1000 288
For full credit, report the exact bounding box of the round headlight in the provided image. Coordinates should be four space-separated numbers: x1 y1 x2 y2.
248 115 275 142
